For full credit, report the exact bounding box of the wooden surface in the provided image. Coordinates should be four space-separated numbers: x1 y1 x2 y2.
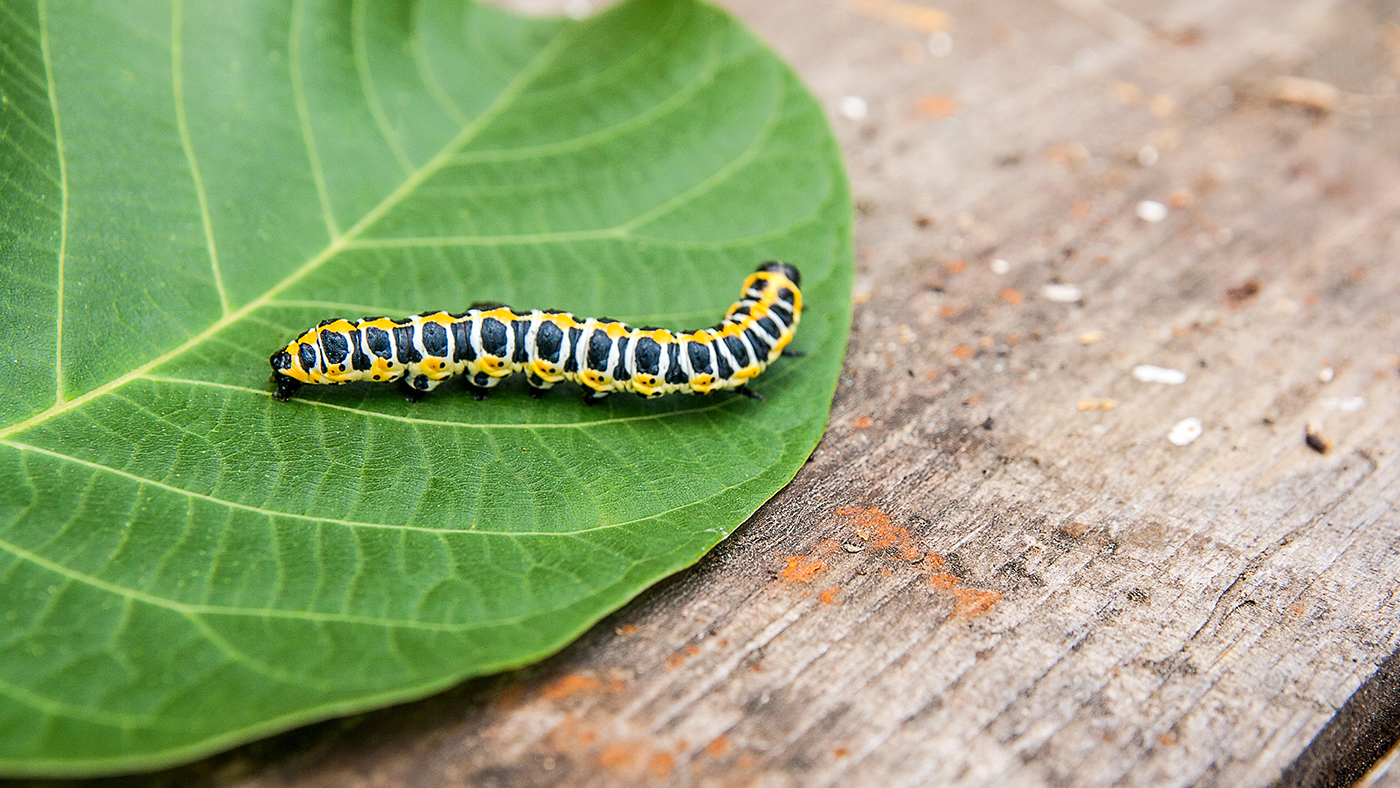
1358 737 1400 788
13 0 1400 786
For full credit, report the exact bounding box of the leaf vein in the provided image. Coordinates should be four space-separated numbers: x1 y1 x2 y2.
0 473 739 631
182 611 336 691
170 0 229 316
618 75 788 233
450 31 724 166
1 439 745 539
407 1 468 126
289 0 340 239
351 0 413 173
36 0 67 404
0 676 156 728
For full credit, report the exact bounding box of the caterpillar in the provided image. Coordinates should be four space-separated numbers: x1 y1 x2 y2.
268 261 802 404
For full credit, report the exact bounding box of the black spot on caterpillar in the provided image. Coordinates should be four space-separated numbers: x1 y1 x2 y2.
269 262 802 404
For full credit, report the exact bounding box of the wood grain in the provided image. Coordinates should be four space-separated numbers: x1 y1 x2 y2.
1357 739 1400 788
12 0 1400 786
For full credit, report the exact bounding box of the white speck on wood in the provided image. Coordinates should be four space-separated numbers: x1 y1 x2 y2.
838 95 868 120
1133 364 1188 384
1321 396 1366 412
1168 416 1203 445
1043 283 1083 302
1136 200 1169 222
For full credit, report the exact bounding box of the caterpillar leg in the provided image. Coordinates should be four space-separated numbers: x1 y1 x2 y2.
272 375 303 402
401 373 445 403
734 386 766 401
527 374 555 400
781 348 805 358
465 371 503 401
400 381 426 403
581 390 610 406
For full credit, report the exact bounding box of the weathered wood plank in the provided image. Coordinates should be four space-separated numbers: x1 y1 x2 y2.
10 0 1400 786
1358 740 1400 788
1281 650 1400 787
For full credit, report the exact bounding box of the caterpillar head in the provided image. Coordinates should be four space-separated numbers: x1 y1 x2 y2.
269 333 317 400
756 261 801 287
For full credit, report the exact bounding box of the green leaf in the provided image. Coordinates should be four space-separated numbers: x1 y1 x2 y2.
0 0 851 775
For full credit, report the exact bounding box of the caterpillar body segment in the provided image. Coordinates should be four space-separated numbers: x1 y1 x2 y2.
268 262 802 403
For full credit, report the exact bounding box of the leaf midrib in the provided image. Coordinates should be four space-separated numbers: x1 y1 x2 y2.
0 12 579 444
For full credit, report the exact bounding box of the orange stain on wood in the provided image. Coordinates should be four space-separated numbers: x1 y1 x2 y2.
615 623 638 636
1167 190 1195 209
648 752 677 779
945 259 967 274
831 506 1000 622
684 644 701 657
834 0 951 33
832 745 851 759
665 652 688 669
706 735 731 758
780 555 827 581
998 287 1024 305
542 673 600 700
546 714 596 750
954 344 975 359
951 588 1001 616
816 538 843 553
853 416 874 430
598 745 634 769
837 506 923 560
494 682 527 709
918 93 958 117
